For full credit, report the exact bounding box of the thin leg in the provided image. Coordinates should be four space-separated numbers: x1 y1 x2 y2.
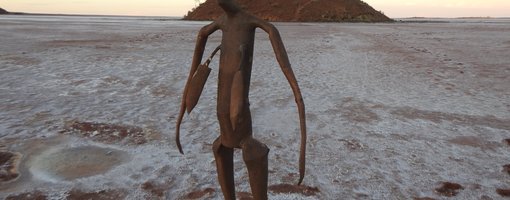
241 137 269 200
213 137 236 200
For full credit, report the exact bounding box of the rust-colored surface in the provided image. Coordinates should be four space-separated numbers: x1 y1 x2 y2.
391 107 510 131
184 0 391 22
5 191 47 200
237 192 253 200
141 181 166 197
0 151 22 182
66 189 127 200
503 164 510 175
60 120 160 145
268 184 320 196
497 188 510 197
435 182 464 197
183 188 216 199
140 179 176 198
176 0 306 199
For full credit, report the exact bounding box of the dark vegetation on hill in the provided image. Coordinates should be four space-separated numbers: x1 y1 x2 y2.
184 0 392 22
0 7 9 14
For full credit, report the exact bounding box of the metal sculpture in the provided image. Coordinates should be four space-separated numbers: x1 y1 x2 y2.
176 0 306 199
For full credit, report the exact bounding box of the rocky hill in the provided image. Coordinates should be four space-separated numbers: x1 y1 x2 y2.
0 7 8 14
184 0 392 22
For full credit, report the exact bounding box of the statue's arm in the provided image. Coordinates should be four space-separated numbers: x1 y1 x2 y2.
256 20 307 185
188 22 220 86
176 21 220 154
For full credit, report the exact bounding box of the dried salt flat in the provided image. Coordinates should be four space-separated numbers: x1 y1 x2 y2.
0 15 509 199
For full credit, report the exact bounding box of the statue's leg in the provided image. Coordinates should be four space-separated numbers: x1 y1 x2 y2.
241 137 269 200
213 137 236 200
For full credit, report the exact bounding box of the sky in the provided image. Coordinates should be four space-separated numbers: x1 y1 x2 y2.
1 0 509 18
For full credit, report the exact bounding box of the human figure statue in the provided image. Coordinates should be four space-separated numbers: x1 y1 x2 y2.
175 0 307 199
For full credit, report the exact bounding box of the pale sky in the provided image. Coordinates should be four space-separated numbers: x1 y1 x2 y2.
1 0 509 18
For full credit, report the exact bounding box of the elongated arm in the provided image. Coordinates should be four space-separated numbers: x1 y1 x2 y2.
176 21 220 154
257 20 307 185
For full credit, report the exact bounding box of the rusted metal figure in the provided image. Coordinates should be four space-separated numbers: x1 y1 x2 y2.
175 0 306 199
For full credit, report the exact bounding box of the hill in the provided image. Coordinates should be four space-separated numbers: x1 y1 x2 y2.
184 0 392 22
0 7 8 14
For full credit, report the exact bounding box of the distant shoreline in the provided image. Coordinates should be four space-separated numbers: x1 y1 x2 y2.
395 17 510 24
2 12 509 22
2 12 182 19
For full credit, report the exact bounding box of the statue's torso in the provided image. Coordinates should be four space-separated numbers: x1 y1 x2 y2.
216 13 258 147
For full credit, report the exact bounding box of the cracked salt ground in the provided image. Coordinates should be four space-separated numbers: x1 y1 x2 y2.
1 15 510 199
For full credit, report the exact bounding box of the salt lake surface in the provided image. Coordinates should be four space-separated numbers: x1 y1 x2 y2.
1 15 509 199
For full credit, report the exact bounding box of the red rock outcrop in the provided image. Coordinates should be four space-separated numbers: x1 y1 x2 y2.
184 0 391 22
0 7 9 14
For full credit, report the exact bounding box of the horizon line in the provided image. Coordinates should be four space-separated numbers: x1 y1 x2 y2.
2 12 509 20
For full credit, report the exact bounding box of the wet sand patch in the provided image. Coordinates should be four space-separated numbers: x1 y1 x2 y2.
1 136 70 191
28 146 129 181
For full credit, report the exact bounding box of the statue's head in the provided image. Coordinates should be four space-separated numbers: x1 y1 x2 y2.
217 0 240 14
